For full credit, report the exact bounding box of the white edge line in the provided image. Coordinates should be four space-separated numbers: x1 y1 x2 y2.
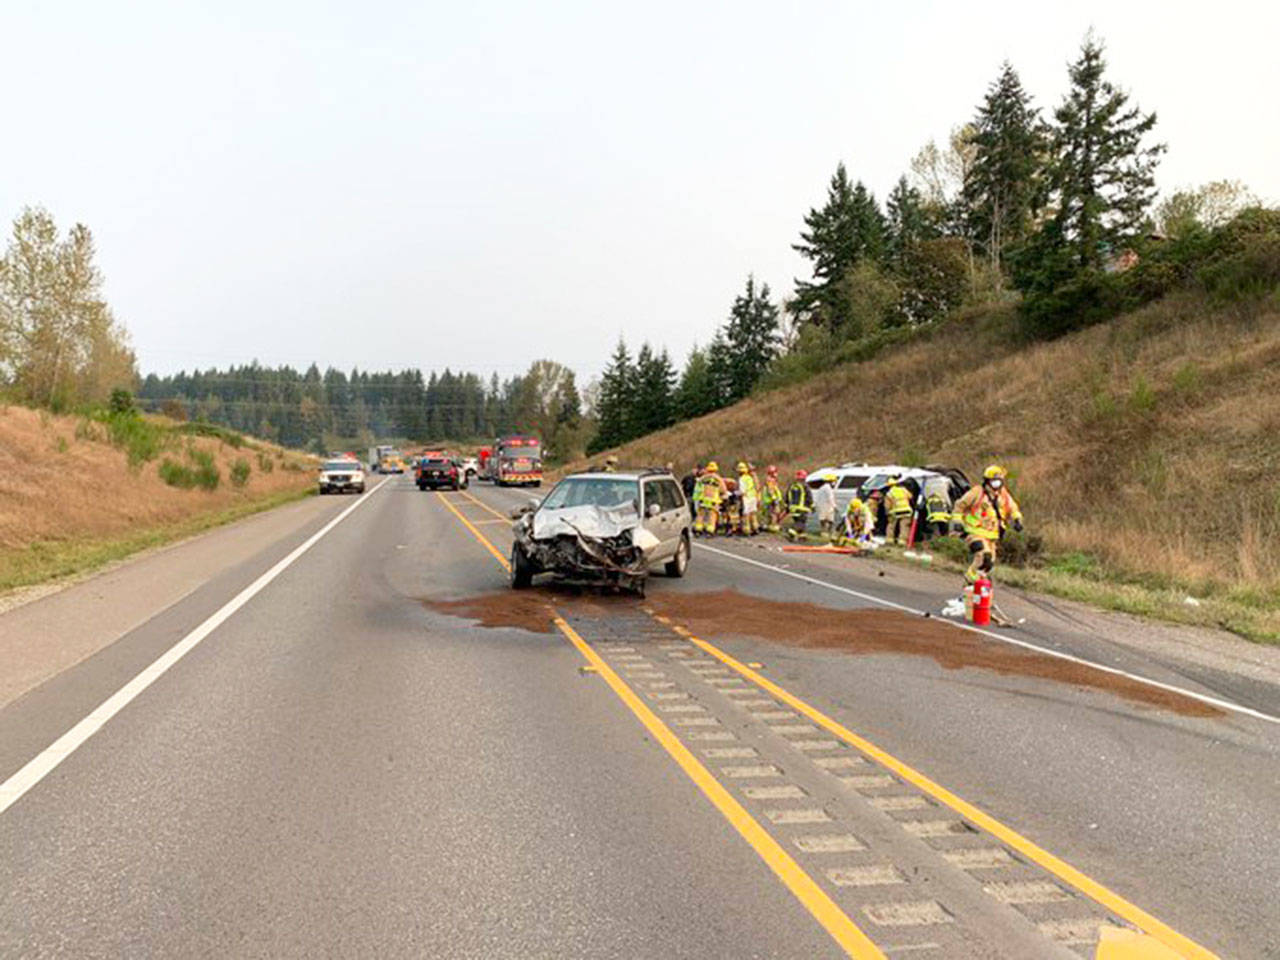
695 542 1280 726
0 478 391 815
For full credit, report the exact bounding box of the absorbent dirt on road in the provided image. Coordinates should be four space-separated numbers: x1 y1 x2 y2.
646 590 1223 719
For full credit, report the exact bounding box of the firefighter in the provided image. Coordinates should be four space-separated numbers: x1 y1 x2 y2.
814 472 838 541
603 455 619 473
922 474 953 539
784 469 814 540
951 464 1024 586
722 475 741 534
839 495 874 548
884 477 914 546
694 461 725 536
761 465 785 532
737 462 759 536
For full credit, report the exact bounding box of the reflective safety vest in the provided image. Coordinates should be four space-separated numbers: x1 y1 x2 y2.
885 484 913 517
785 481 814 515
925 493 951 524
698 474 725 507
844 500 873 534
738 473 758 501
953 485 1022 541
762 478 783 506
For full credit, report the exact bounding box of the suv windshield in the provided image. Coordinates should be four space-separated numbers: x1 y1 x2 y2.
541 477 640 511
323 461 357 472
422 459 452 469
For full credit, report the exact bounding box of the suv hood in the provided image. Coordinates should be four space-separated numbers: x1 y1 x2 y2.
532 503 641 541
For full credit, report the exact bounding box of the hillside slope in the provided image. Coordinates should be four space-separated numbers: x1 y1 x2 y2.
0 406 315 591
570 292 1280 632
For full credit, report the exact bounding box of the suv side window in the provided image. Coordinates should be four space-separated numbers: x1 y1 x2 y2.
642 480 663 515
658 479 684 511
838 475 865 490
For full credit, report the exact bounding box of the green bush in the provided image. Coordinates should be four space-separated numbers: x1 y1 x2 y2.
96 410 168 467
158 458 196 489
108 388 135 415
230 458 251 488
256 452 275 473
157 448 220 491
189 449 220 490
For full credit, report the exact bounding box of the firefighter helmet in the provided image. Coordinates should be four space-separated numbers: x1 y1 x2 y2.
706 461 720 473
794 469 807 480
983 464 1007 481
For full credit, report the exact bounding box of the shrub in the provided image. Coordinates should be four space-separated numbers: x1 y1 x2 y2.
230 458 251 488
97 410 168 467
158 448 220 490
108 388 135 415
189 449 221 490
158 458 196 488
256 452 275 473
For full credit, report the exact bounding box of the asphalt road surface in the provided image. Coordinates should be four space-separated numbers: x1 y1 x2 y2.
1 475 1276 958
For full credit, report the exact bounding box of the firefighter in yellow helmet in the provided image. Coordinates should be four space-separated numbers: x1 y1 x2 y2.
737 461 760 536
694 460 726 536
603 454 619 473
951 464 1024 586
761 465 785 532
884 476 915 546
839 495 874 549
784 469 814 540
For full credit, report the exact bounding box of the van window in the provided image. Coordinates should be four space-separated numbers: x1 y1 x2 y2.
838 475 866 490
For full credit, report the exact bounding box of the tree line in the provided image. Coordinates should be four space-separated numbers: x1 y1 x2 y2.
140 359 587 459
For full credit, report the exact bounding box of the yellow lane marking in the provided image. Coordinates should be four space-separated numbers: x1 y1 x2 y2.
455 487 511 520
437 493 511 570
668 624 1216 960
434 491 884 959
1096 926 1187 959
551 614 886 960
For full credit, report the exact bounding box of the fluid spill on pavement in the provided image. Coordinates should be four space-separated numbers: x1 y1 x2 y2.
646 590 1222 719
423 586 637 634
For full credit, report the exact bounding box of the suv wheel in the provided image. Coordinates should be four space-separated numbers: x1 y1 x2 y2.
665 534 690 578
510 542 534 589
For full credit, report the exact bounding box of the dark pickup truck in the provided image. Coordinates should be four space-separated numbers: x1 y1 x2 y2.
416 458 467 491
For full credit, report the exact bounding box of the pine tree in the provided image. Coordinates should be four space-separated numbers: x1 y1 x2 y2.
705 331 735 408
723 275 781 401
791 163 888 332
588 339 635 454
885 176 934 267
1043 36 1164 274
675 346 717 421
963 62 1048 276
632 344 676 436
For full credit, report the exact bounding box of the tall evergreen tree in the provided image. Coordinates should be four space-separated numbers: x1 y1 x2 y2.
885 176 934 266
675 346 717 421
1041 36 1164 275
705 330 735 408
723 275 781 401
963 62 1047 276
632 344 676 436
791 163 887 332
588 339 635 454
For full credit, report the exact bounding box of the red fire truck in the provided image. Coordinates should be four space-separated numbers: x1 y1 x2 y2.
481 435 542 486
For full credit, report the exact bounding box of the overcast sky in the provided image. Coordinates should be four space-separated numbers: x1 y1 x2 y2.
4 0 1277 384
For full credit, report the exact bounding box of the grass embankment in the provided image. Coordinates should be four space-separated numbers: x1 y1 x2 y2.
568 291 1280 642
0 406 316 593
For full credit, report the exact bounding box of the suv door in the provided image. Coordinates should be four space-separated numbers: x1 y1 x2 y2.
657 479 688 540
641 479 677 562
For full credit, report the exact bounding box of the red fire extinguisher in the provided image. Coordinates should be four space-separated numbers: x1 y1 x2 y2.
969 576 993 626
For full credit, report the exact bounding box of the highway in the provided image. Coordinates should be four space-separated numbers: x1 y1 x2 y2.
1 474 1276 958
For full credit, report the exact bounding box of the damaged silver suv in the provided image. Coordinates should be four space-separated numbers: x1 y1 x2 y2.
509 468 691 595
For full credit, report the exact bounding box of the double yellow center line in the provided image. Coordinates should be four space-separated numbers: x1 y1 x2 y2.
436 489 1214 960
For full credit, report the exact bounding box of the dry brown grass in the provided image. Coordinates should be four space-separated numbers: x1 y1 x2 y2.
567 292 1280 604
0 406 314 554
